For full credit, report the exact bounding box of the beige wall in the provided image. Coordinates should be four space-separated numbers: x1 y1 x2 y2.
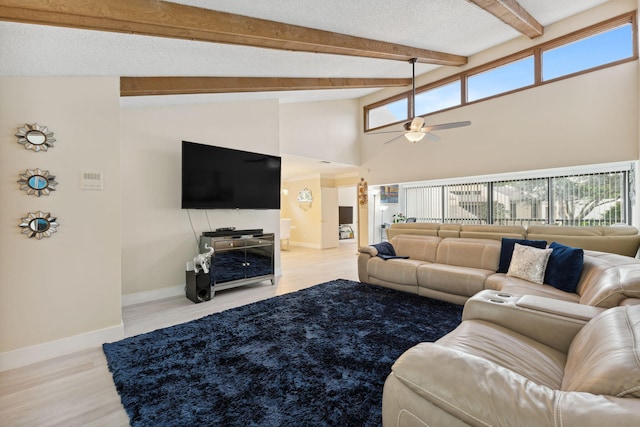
0 77 122 358
281 177 323 248
279 99 360 166
120 100 282 298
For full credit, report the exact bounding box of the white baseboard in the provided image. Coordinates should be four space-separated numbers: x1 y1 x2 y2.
122 284 185 307
0 323 124 372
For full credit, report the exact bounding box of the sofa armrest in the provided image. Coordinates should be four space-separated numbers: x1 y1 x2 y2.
358 245 377 257
357 248 376 283
462 290 604 353
386 342 639 427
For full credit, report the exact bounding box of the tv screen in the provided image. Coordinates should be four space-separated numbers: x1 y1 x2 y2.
339 206 353 224
182 141 281 209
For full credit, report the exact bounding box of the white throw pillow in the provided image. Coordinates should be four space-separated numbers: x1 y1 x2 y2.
506 243 552 284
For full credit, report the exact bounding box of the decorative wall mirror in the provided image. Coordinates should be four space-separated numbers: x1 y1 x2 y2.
16 123 56 152
18 168 58 197
19 211 59 239
298 188 313 211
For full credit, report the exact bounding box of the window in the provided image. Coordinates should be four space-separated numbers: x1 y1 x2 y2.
467 56 534 102
364 12 636 132
543 24 634 81
415 80 461 116
401 164 632 226
367 98 408 130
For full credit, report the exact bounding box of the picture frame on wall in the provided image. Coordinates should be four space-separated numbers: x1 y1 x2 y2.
380 185 398 204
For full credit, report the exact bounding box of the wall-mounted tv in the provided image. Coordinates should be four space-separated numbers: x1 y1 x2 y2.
182 141 281 209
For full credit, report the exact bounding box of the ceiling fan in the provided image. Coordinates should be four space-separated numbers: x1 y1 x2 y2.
369 58 471 144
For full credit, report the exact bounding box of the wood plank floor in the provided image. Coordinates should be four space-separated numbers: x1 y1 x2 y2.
0 241 359 427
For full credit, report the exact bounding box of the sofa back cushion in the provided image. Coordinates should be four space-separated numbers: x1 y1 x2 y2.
577 251 640 307
435 238 500 271
459 224 526 241
387 223 439 239
562 305 640 398
390 235 441 262
525 225 640 257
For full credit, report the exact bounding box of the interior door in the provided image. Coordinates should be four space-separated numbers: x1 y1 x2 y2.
321 187 339 249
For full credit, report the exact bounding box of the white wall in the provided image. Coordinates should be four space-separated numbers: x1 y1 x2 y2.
0 77 122 368
279 99 360 165
120 100 282 300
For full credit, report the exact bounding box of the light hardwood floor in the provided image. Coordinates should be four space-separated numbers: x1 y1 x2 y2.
0 241 359 427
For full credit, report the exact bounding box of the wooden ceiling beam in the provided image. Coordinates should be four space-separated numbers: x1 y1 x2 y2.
0 0 467 66
466 0 543 38
120 77 413 97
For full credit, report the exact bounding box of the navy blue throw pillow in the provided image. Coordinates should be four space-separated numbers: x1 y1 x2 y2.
543 242 584 293
497 238 547 273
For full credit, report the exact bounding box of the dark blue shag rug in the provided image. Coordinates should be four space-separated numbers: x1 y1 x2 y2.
103 279 463 426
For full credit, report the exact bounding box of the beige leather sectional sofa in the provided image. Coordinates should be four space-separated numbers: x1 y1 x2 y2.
359 234 640 307
358 224 640 425
383 292 640 426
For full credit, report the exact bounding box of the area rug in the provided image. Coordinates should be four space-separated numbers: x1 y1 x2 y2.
103 279 463 426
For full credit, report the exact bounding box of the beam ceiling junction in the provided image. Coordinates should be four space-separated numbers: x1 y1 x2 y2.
466 0 543 38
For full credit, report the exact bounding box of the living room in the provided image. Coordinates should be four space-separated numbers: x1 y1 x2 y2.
1 0 639 424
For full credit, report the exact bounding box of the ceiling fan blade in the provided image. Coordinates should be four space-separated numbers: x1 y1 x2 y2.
409 117 425 131
384 134 408 144
422 120 471 132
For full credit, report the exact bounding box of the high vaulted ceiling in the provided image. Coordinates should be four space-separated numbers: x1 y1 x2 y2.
0 0 611 106
0 0 614 180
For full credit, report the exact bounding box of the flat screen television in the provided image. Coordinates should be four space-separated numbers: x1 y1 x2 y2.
339 206 353 224
182 141 281 209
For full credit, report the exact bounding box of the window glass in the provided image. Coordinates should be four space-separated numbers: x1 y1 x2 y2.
367 98 408 130
467 56 534 102
543 24 633 81
415 80 461 116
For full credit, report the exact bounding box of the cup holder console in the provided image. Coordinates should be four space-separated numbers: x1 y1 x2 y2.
485 292 515 304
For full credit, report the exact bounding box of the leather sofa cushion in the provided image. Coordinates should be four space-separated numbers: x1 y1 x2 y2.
435 238 500 270
417 264 492 297
367 257 424 286
577 251 640 308
390 235 441 262
436 320 566 389
562 305 640 397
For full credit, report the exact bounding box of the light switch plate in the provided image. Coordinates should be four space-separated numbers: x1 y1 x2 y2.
81 171 103 190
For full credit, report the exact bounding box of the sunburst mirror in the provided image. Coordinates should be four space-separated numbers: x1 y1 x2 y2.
19 211 59 239
17 168 58 197
16 123 56 152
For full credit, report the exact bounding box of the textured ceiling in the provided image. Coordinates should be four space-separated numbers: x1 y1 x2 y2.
0 0 610 106
0 0 613 179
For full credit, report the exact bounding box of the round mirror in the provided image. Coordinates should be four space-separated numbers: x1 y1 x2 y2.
19 211 59 239
30 218 50 233
26 130 47 145
16 123 56 152
18 168 57 197
28 175 48 190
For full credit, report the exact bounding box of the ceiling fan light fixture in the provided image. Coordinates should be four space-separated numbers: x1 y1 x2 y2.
405 131 426 142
